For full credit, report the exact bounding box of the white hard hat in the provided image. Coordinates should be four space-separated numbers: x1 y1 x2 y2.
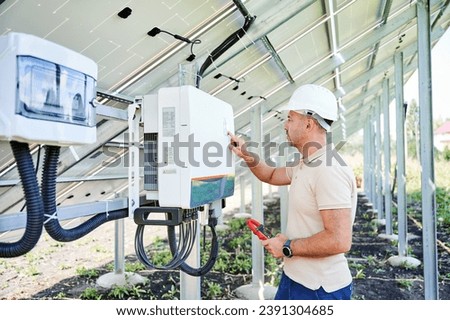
280 84 338 127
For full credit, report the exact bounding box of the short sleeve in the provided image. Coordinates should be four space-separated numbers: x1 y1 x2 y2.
315 165 355 210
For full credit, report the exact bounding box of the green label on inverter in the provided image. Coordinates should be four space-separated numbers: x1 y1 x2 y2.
190 174 235 207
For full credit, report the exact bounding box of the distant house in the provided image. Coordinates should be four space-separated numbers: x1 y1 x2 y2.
435 120 450 151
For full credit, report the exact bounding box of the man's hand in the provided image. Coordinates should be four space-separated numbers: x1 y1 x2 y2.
228 132 253 161
262 234 288 259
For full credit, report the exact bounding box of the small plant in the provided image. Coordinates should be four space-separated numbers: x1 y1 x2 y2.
355 269 366 279
80 287 103 300
203 280 223 299
400 261 418 270
265 253 281 286
54 292 67 299
230 252 252 274
76 266 99 278
129 285 147 299
151 250 173 267
365 255 378 266
161 285 179 300
26 265 40 276
213 250 231 273
108 285 130 299
396 279 413 290
227 218 247 233
59 264 71 270
125 261 146 273
349 261 366 279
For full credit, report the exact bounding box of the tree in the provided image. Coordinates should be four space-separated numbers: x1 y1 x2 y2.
406 99 420 162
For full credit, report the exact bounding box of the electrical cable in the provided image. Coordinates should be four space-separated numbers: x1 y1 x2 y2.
134 219 197 270
19 144 41 212
41 145 128 242
174 217 219 277
196 9 255 88
0 141 44 258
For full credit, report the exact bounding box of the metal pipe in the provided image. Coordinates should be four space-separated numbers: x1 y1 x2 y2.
375 97 383 220
417 0 439 300
382 78 393 235
251 103 264 288
395 51 408 256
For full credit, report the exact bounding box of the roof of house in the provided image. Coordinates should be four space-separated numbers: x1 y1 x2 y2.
436 121 450 134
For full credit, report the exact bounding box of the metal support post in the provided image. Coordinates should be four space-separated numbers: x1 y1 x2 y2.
363 120 370 197
178 61 201 299
417 0 438 300
382 78 393 236
395 52 408 256
387 52 421 268
114 218 125 274
180 217 201 300
251 104 264 289
278 127 289 234
375 99 384 221
240 175 247 213
370 111 377 205
235 104 276 299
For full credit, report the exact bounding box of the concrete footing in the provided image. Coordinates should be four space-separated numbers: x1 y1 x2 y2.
233 212 252 219
96 272 147 289
378 233 398 241
387 255 422 268
234 283 277 300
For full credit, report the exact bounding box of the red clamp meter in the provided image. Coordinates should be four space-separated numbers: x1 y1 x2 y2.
246 218 271 240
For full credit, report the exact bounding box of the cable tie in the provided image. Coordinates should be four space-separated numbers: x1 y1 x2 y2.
242 28 256 46
44 211 58 225
104 200 110 219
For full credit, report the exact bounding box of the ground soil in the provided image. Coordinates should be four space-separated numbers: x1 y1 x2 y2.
1 193 449 300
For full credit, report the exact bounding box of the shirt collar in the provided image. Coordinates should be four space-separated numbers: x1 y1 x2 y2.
302 143 334 164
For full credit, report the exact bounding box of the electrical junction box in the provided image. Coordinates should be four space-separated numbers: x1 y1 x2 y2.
142 85 235 209
0 32 97 145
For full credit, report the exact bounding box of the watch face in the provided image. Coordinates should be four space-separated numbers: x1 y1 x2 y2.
283 246 292 257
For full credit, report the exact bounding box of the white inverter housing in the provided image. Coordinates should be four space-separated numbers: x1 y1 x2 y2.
142 85 235 209
0 32 97 145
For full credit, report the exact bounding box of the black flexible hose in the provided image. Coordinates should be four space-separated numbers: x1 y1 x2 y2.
0 141 44 258
196 13 255 88
41 145 127 242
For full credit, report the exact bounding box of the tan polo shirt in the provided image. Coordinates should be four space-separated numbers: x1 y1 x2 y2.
283 144 357 292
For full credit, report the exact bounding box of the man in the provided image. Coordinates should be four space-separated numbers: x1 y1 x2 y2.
229 84 357 300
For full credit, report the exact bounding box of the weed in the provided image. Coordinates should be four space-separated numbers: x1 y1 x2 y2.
230 253 252 274
76 266 99 278
161 285 179 300
129 285 148 299
125 261 146 273
26 265 40 276
355 269 366 279
59 264 71 270
365 255 378 266
54 292 67 299
203 280 223 299
396 279 413 290
400 261 418 270
227 218 247 233
213 251 231 273
108 285 130 299
151 250 173 267
80 287 103 300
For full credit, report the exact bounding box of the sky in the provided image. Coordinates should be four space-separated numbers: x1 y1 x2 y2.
404 28 450 121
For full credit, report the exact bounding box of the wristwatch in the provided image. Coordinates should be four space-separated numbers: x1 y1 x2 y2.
282 239 293 258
